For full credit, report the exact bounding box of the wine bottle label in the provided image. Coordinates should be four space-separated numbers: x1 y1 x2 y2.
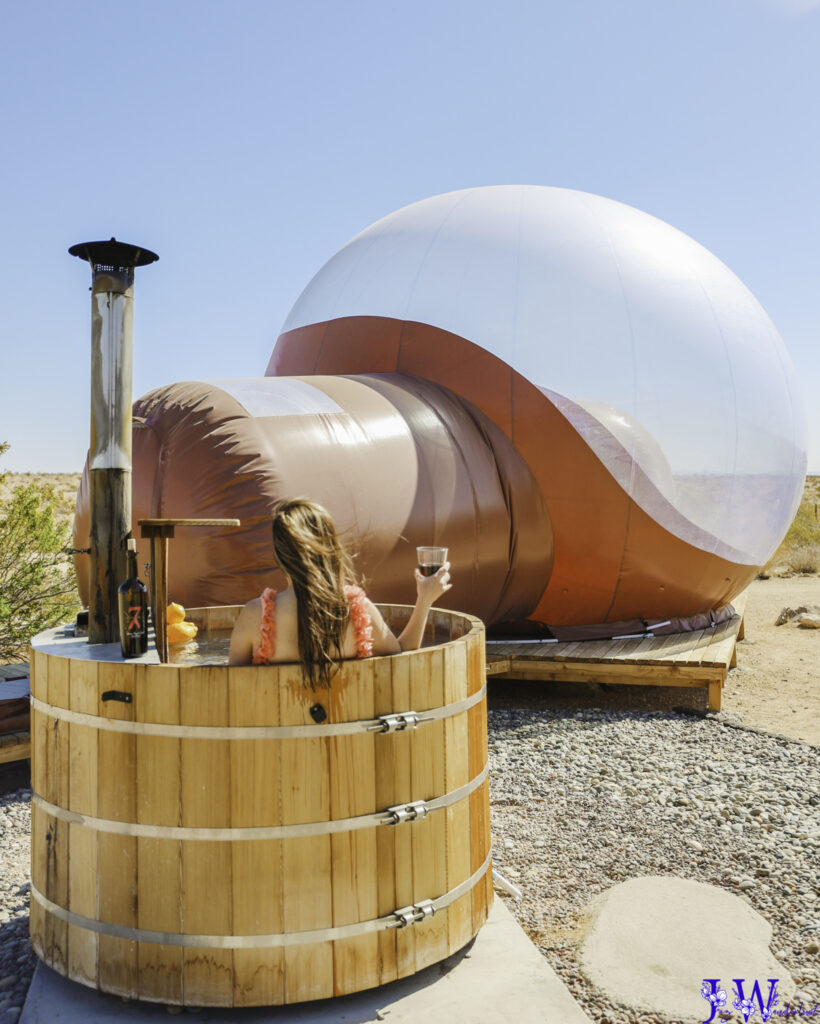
127 606 144 632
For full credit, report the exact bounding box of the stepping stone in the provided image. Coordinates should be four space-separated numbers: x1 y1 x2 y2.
579 876 794 1023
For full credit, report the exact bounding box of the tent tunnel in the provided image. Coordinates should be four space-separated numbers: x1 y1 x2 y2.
75 185 807 631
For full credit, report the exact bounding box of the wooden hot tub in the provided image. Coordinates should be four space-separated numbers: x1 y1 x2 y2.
29 604 492 1007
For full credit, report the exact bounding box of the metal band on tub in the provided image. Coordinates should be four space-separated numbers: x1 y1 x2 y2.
31 761 489 840
29 683 486 739
30 848 492 948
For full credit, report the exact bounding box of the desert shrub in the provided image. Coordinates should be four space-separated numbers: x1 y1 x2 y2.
0 444 79 661
782 495 820 549
782 544 820 575
767 484 820 575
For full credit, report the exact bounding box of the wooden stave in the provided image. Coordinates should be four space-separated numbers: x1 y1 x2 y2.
30 608 492 1007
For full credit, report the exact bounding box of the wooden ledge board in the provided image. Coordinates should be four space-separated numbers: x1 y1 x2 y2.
0 730 31 764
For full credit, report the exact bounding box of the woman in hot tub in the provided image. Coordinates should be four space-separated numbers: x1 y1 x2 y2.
228 499 451 683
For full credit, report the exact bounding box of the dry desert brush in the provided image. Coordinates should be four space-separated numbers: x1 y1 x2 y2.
767 478 820 575
0 442 79 661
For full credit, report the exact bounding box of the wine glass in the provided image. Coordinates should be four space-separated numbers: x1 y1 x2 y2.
416 546 448 577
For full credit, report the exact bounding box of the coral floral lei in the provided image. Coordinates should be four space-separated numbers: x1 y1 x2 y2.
252 584 373 664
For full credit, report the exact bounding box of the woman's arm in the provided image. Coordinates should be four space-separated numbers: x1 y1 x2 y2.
367 602 402 656
396 562 452 652
366 561 452 655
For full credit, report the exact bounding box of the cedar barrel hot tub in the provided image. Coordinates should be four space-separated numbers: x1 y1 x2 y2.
29 604 492 1007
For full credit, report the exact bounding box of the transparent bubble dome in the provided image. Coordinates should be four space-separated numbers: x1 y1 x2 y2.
282 186 807 565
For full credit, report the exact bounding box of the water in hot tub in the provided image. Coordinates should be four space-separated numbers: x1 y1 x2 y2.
169 630 232 665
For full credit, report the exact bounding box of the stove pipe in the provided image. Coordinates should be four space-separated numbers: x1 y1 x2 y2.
69 238 158 644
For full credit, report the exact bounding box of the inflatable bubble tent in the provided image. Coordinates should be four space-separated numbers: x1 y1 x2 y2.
76 185 807 630
269 186 807 624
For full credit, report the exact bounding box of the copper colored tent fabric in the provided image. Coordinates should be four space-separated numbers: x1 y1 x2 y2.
74 318 761 632
269 316 761 626
74 374 552 626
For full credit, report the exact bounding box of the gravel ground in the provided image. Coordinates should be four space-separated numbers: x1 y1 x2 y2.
0 708 817 1023
488 705 820 1024
0 788 34 1024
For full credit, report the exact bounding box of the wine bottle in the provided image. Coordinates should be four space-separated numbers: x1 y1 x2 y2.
118 538 148 658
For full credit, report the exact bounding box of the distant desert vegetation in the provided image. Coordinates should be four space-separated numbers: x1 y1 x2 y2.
767 473 820 575
1 472 818 576
0 473 81 523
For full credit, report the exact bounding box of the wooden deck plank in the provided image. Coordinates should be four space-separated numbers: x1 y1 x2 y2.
695 617 743 664
485 655 511 676
676 625 728 665
640 631 707 663
0 732 30 764
544 641 585 659
610 630 667 663
504 659 718 686
580 638 635 660
701 632 743 671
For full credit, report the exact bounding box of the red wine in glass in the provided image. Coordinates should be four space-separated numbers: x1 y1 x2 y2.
417 546 448 577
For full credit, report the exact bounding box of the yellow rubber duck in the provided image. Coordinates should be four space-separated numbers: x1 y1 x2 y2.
167 602 186 624
166 602 198 643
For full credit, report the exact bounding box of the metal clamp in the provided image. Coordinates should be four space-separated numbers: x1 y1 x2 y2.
369 711 421 733
385 800 429 825
392 899 436 929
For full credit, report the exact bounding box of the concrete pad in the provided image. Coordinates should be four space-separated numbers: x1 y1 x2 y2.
21 897 591 1024
579 876 794 1022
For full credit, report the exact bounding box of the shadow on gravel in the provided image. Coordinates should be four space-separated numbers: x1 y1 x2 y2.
488 676 709 717
0 761 30 798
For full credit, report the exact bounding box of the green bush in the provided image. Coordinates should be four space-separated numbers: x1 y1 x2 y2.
766 479 820 575
781 495 820 549
0 443 79 662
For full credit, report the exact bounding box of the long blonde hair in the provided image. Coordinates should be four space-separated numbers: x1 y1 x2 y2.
271 499 356 688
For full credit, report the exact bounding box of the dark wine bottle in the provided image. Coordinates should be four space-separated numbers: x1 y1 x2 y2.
118 538 148 658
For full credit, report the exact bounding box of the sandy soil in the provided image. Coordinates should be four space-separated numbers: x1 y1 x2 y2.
724 575 819 746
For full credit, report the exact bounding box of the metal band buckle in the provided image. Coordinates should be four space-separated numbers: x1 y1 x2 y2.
370 711 421 733
385 800 429 825
392 899 436 928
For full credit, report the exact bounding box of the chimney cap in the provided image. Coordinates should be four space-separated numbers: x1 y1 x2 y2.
69 237 159 272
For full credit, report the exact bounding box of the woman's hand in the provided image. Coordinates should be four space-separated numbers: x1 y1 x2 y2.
397 561 453 651
413 561 452 607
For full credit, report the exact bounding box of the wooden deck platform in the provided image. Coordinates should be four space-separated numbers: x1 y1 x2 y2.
0 665 30 765
486 597 746 712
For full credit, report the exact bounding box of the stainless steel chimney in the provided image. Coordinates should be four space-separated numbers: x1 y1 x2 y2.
69 238 158 644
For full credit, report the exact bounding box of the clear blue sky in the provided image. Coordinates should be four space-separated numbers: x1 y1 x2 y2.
1 0 818 472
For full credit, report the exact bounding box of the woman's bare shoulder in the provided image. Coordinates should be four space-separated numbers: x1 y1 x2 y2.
229 597 263 666
233 597 263 633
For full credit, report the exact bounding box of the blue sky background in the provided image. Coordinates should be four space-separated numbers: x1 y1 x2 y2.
1 0 818 472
